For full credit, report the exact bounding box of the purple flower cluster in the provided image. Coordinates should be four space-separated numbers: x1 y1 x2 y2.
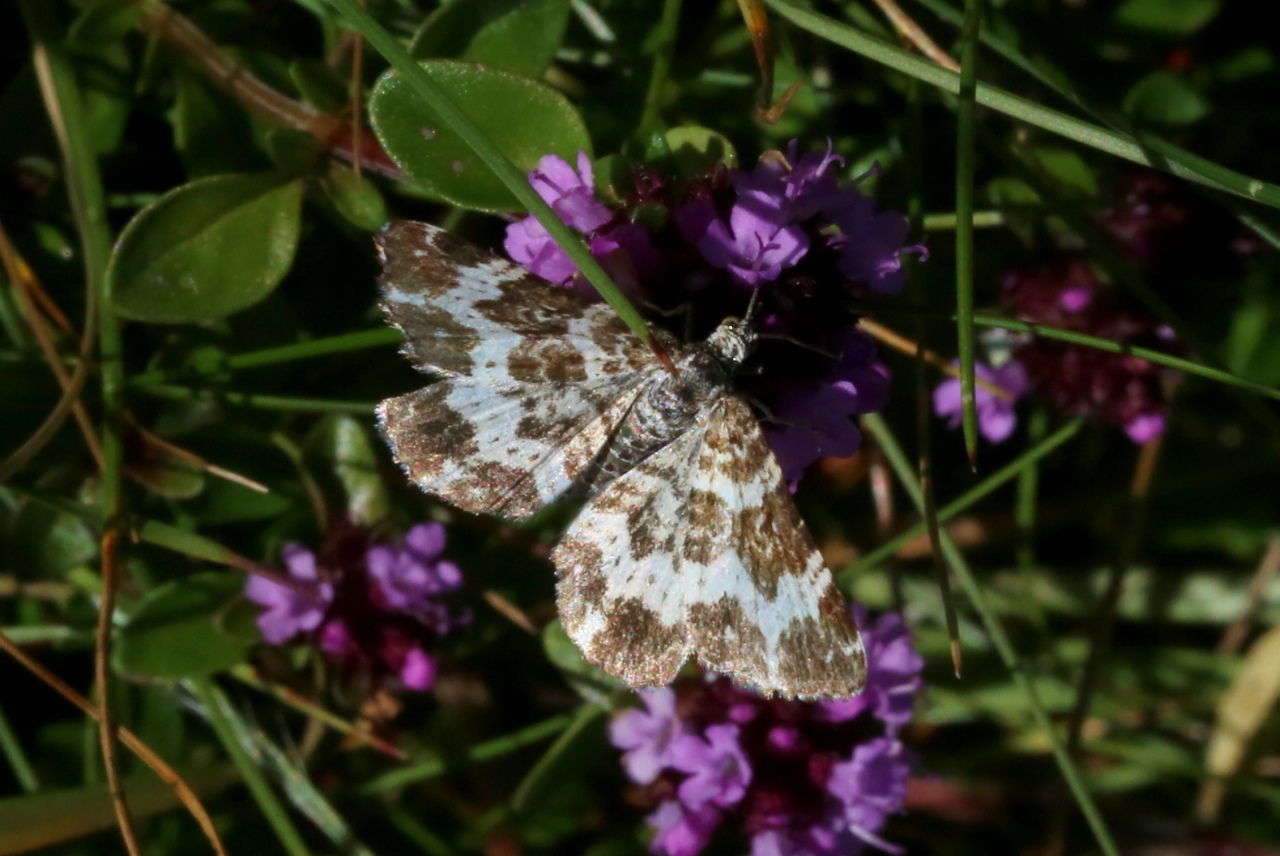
932 171 1199 445
504 143 923 485
244 522 467 692
932 257 1180 445
609 608 923 856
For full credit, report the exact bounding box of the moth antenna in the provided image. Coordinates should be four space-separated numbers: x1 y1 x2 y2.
757 331 837 360
743 286 764 328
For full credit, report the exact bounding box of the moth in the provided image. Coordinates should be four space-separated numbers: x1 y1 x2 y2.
376 221 865 698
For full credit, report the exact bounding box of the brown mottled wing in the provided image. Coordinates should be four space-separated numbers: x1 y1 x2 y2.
378 221 663 383
378 371 656 520
552 396 866 699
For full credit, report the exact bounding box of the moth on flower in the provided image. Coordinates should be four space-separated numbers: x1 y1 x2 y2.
376 221 866 699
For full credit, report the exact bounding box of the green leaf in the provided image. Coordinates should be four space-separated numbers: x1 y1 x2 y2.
107 173 304 323
369 59 592 212
542 620 625 706
172 71 264 177
1028 147 1097 197
663 126 739 177
1123 71 1210 127
317 161 388 231
410 0 571 78
66 0 138 156
306 414 390 525
114 573 254 679
5 500 97 578
1113 0 1221 37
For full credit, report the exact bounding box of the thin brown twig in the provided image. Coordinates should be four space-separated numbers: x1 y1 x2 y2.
483 590 540 635
869 0 961 73
861 318 1015 401
95 521 142 856
227 665 407 760
1217 533 1280 656
0 218 102 481
0 628 229 856
135 1 400 179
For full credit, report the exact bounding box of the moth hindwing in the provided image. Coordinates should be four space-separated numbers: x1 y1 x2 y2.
376 220 866 698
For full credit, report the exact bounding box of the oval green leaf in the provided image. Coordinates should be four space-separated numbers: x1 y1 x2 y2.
306 414 390 525
108 173 304 323
113 573 253 679
410 0 571 78
369 59 591 212
1123 70 1210 127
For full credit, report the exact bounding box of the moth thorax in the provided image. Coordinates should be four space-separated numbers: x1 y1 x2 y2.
705 318 755 369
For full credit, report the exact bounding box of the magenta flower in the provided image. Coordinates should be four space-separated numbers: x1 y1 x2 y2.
763 329 890 485
610 688 688 785
244 545 333 645
999 259 1180 442
610 606 923 856
504 151 659 297
245 522 467 693
818 607 925 730
932 360 1028 444
672 724 752 811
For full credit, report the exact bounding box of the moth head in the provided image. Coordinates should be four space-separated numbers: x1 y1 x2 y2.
706 317 756 368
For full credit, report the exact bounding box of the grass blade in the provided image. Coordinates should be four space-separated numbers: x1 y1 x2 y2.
954 0 981 465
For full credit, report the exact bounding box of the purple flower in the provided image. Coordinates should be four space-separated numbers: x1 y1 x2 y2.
245 521 466 694
932 361 1028 444
1124 411 1164 444
610 688 687 785
610 607 923 856
762 329 891 485
648 800 721 856
530 151 612 232
367 522 462 632
818 608 925 730
244 544 333 645
504 152 660 298
830 203 927 295
671 724 752 811
1000 259 1180 442
698 195 809 287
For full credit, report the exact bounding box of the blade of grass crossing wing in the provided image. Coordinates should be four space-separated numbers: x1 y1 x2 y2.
319 0 653 348
861 413 1120 856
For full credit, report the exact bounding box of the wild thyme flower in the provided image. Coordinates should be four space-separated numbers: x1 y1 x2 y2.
244 522 467 692
245 545 333 645
504 143 924 486
932 361 1028 445
609 608 923 856
1001 259 1179 443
